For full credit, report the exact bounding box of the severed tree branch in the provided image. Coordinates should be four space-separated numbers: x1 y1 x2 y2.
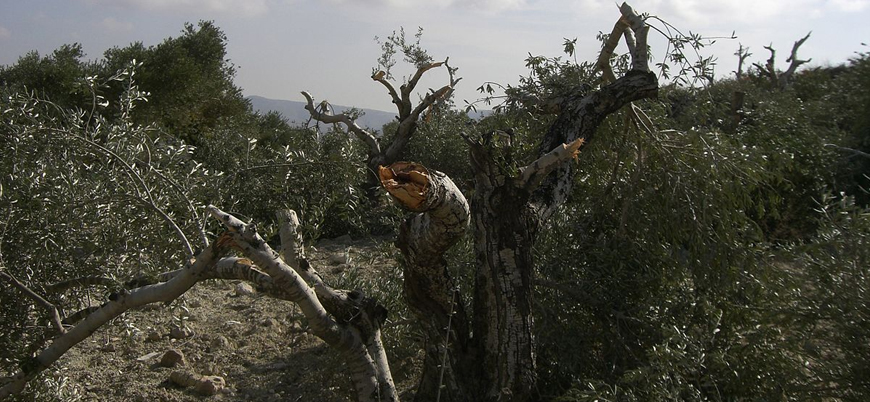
752 32 812 90
781 31 813 87
207 206 395 402
0 241 224 399
305 55 460 198
3 205 397 402
378 162 472 400
533 2 658 222
518 138 586 191
596 3 649 84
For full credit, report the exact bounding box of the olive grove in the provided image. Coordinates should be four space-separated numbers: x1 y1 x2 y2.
3 2 870 402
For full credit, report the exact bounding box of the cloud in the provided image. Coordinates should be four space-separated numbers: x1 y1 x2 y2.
830 0 869 11
84 0 270 17
0 26 10 40
326 0 526 12
99 17 134 33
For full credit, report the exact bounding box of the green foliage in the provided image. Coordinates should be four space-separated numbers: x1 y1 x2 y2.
526 41 870 401
102 21 250 147
0 62 215 388
0 44 101 110
3 15 870 402
374 26 433 79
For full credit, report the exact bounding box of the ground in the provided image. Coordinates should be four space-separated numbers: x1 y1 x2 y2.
50 235 421 401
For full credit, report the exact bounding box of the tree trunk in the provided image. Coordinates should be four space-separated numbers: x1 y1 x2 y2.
378 162 477 401
470 168 539 401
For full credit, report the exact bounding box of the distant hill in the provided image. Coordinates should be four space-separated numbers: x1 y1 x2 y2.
247 95 398 133
248 95 491 134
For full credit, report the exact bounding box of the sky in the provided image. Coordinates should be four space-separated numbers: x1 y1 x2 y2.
0 0 868 112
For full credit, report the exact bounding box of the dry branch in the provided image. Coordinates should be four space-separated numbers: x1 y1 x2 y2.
0 242 223 398
301 91 381 157
304 55 460 199
207 205 396 401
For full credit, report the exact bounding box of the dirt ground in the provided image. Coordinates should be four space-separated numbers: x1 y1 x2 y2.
52 236 421 401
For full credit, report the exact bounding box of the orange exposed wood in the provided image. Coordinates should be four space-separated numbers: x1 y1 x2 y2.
378 162 430 211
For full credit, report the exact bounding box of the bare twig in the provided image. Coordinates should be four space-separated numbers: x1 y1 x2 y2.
0 269 65 334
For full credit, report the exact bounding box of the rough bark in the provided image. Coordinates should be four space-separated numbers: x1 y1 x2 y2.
378 162 473 401
471 4 656 401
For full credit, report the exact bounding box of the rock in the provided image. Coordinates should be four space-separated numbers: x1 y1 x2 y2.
159 349 186 368
169 370 226 396
169 325 193 340
136 351 161 362
328 251 349 265
210 335 231 351
234 282 256 297
261 318 280 328
146 330 162 342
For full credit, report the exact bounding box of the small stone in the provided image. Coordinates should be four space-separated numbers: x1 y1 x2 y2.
210 335 231 351
159 349 186 368
328 252 348 265
234 282 256 297
194 375 226 396
146 330 162 342
261 318 279 328
169 325 193 340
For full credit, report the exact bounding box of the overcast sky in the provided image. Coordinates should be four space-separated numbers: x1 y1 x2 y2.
1 0 868 111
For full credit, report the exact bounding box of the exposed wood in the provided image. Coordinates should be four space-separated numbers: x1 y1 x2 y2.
518 138 585 190
304 57 460 198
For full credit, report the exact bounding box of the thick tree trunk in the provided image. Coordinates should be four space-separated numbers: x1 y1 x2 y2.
378 162 476 401
471 173 539 401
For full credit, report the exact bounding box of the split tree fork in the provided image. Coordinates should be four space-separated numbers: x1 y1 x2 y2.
303 55 460 197
380 3 657 401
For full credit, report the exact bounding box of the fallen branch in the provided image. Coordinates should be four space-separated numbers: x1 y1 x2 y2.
0 241 223 398
207 205 396 401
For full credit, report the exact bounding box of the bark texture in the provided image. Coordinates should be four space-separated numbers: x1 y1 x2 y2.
378 162 474 401
386 4 656 401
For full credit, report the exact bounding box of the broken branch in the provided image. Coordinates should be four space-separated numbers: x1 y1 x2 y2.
301 91 381 156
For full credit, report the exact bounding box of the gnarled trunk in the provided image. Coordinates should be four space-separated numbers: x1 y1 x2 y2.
470 165 540 401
